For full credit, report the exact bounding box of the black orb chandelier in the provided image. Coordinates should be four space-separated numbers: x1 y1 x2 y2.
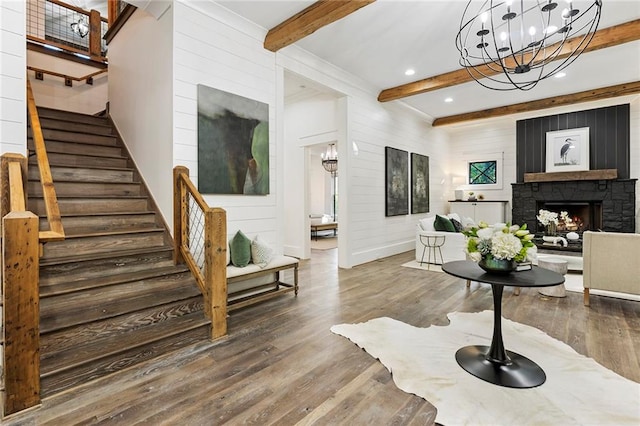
456 0 602 91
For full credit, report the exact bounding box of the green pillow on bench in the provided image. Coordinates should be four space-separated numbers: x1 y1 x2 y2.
229 230 251 267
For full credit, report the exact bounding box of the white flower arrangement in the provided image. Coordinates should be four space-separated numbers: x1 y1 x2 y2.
463 223 537 263
536 209 558 226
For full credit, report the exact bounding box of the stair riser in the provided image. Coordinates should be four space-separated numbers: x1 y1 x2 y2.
29 198 149 215
38 117 114 136
36 108 110 126
40 214 159 235
30 165 134 183
40 250 174 287
41 298 204 359
29 128 118 146
29 181 142 197
29 139 123 158
42 232 166 260
40 273 200 331
41 152 128 168
40 325 208 398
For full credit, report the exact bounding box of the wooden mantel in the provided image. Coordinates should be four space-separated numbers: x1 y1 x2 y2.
523 169 618 183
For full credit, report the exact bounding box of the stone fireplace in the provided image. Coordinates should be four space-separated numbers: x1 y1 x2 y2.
512 178 636 235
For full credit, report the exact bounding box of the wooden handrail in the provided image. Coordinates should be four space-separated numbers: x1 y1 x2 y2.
26 79 65 242
28 66 108 86
49 0 108 21
173 166 228 340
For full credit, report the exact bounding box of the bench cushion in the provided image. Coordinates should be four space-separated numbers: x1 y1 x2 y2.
227 255 298 279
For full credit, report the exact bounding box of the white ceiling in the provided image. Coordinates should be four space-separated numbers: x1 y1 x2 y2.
218 0 640 120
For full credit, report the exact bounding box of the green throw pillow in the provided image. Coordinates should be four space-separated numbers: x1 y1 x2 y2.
434 214 456 232
229 230 251 267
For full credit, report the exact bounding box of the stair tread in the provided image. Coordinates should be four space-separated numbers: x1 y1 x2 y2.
40 264 191 297
33 163 135 173
40 322 209 398
29 177 141 185
29 148 127 160
41 308 208 376
43 211 157 218
39 246 174 267
40 271 201 333
58 226 165 239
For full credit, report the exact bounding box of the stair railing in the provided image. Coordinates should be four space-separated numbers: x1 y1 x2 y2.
173 166 228 339
26 80 65 243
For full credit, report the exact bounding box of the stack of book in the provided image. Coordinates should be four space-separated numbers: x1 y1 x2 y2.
515 261 532 271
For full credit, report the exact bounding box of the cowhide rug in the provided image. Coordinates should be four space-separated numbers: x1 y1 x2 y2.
331 310 639 425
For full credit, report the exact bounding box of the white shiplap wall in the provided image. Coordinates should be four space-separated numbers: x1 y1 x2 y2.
173 0 279 246
0 0 26 155
278 46 451 267
108 6 174 229
446 95 640 229
347 96 450 266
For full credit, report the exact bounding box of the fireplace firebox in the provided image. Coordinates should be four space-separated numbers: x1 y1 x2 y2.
536 201 603 234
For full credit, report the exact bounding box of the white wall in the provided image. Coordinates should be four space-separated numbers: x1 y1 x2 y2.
27 51 108 115
279 47 451 267
445 95 640 230
1 0 26 155
284 93 338 258
108 6 174 228
172 0 279 247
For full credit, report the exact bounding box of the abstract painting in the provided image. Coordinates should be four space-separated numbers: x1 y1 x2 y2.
385 147 408 217
197 84 269 195
411 153 429 214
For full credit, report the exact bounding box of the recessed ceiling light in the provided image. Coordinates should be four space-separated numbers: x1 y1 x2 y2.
405 69 415 76
555 72 567 79
445 97 453 103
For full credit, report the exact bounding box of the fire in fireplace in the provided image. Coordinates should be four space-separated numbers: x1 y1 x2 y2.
537 201 603 234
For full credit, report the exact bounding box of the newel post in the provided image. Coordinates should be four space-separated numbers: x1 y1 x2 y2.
88 10 102 59
173 166 188 265
205 207 227 339
2 211 40 415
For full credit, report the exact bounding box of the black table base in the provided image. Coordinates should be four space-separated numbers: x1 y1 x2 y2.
455 345 546 388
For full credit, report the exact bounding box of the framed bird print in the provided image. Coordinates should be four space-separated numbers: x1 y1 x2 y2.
545 127 590 173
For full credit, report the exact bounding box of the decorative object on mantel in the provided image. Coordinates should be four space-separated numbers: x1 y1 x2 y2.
546 127 590 173
456 0 602 91
463 223 536 274
467 191 477 201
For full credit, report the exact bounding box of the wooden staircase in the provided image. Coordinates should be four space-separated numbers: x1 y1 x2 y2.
27 107 209 397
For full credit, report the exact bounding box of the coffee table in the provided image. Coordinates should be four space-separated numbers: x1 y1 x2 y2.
441 260 565 388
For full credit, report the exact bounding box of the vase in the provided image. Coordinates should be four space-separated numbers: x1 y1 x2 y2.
545 222 557 236
478 257 517 275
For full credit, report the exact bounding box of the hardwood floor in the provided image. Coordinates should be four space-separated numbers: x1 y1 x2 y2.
5 249 639 425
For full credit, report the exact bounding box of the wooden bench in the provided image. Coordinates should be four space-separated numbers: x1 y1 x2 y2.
310 222 338 240
226 255 299 311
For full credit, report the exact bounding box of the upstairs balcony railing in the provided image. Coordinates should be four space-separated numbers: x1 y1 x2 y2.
27 0 109 61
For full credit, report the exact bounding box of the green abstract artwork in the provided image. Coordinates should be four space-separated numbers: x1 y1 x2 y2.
468 161 497 185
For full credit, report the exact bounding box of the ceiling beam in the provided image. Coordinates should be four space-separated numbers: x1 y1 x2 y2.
378 19 640 102
264 0 376 52
431 81 640 127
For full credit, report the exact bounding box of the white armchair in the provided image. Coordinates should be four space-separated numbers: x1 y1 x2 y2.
582 231 640 306
415 214 468 265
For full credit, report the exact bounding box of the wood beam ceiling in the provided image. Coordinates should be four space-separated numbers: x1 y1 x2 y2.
264 0 376 52
378 19 640 102
431 81 640 127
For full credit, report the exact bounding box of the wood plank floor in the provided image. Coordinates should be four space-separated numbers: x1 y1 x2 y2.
5 249 639 425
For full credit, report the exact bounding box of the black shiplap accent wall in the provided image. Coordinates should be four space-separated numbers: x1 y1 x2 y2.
516 104 630 182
